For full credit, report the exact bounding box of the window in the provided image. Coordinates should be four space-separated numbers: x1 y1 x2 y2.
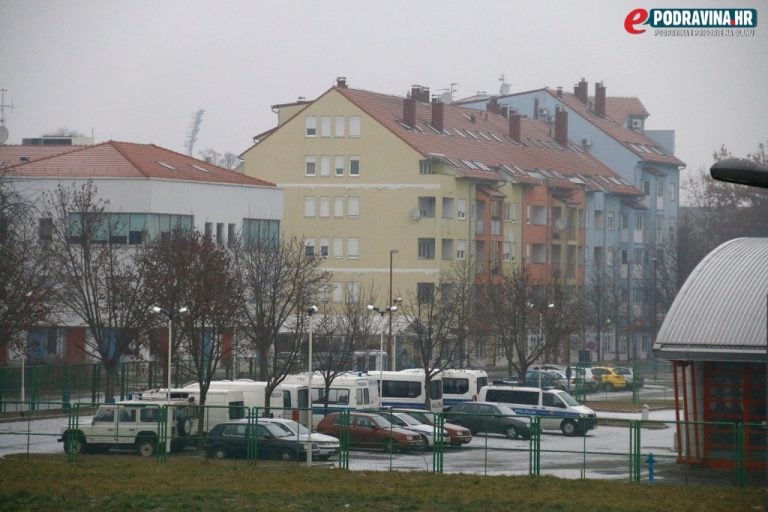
331 282 342 302
595 210 604 230
346 281 359 301
319 238 329 257
347 238 359 258
242 218 280 248
669 184 676 201
621 249 628 264
657 181 665 197
503 242 512 261
216 223 224 245
642 180 651 195
227 223 236 247
305 116 317 137
634 248 643 265
419 160 432 175
335 116 345 137
417 282 435 303
620 213 629 230
635 213 644 230
418 197 436 218
320 116 331 137
347 196 360 217
334 196 344 217
530 244 547 264
38 218 53 241
334 156 345 176
529 205 547 225
304 196 316 217
304 156 317 176
349 116 361 137
442 197 455 219
457 239 466 260
418 238 435 259
504 202 516 222
349 156 360 176
319 197 330 217
204 222 213 239
304 238 315 257
441 239 454 260
457 199 467 220
320 156 331 176
333 238 343 258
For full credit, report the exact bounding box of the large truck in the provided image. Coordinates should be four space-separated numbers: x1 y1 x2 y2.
58 397 198 456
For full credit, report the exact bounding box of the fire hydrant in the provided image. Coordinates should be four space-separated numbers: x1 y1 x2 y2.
646 453 656 482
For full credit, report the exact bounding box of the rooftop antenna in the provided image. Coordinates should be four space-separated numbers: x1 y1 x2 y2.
184 108 205 156
450 82 458 100
0 88 13 145
499 74 510 96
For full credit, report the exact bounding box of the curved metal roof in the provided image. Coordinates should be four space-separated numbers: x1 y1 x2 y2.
654 238 768 362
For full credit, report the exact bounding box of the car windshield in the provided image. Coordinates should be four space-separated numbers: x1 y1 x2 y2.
395 413 420 426
287 420 310 435
554 391 581 406
403 411 429 424
263 423 291 438
267 422 297 436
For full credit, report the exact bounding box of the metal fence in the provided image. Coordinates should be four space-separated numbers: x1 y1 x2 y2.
0 402 764 488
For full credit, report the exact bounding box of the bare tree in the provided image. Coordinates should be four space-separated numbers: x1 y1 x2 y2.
237 237 329 413
399 262 480 410
542 272 589 366
312 285 377 414
43 182 153 400
487 266 535 377
143 229 242 441
0 176 55 355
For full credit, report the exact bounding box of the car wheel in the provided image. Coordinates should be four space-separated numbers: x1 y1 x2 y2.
63 432 85 455
279 448 297 461
603 382 614 392
505 426 521 440
208 446 227 459
420 435 431 450
137 439 156 457
561 420 579 436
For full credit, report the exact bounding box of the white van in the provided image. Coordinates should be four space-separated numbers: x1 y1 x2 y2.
477 385 597 436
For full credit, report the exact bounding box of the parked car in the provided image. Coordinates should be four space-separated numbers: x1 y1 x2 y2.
205 421 319 461
444 402 531 440
524 370 567 390
567 367 599 393
253 417 340 460
392 408 472 447
590 366 628 391
615 367 645 388
376 411 451 449
316 412 424 452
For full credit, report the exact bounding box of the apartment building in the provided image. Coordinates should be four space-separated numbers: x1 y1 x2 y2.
459 78 685 361
241 78 646 364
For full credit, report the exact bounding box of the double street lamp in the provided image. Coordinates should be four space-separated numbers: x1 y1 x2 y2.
367 302 400 403
150 305 188 454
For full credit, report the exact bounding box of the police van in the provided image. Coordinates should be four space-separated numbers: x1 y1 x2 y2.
478 385 597 436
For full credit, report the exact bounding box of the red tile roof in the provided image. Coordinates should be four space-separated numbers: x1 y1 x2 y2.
4 141 276 187
335 87 642 197
0 145 84 168
543 88 684 167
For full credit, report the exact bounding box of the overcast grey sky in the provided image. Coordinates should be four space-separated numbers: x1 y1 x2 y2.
1 0 766 197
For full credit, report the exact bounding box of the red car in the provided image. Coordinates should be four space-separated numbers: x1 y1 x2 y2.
317 412 424 452
392 408 472 447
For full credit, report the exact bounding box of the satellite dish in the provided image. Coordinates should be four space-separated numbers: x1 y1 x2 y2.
409 208 422 221
0 125 8 145
555 218 567 231
500 83 510 96
439 91 452 104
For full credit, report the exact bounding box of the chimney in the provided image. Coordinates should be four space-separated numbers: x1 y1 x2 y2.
336 77 347 88
411 85 421 100
487 97 498 114
509 114 522 142
421 87 430 103
574 77 588 103
403 97 416 128
431 99 444 132
554 108 568 147
594 82 606 117
556 86 563 99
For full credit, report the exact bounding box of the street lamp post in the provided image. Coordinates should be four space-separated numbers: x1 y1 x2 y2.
388 249 399 370
368 303 398 404
151 305 188 455
20 338 26 412
306 305 318 467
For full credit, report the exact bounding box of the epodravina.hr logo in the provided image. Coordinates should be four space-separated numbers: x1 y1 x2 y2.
624 8 757 35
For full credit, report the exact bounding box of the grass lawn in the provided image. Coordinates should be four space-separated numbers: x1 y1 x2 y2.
0 454 762 511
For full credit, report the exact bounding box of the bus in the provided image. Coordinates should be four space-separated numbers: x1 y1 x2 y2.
282 371 380 425
376 370 443 412
439 369 488 406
